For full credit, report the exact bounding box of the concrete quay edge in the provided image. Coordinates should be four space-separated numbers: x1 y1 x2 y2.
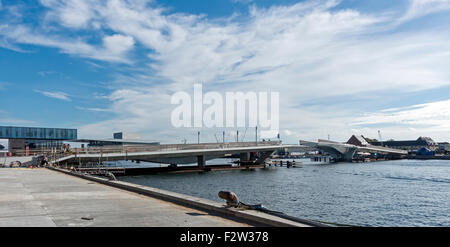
46 167 322 227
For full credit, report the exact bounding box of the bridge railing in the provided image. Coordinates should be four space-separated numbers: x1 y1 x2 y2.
9 141 282 160
359 144 408 154
70 141 281 155
7 149 55 157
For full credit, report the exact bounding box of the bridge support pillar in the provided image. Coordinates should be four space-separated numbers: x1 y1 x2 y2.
197 155 205 168
254 151 275 165
343 148 357 162
240 152 250 162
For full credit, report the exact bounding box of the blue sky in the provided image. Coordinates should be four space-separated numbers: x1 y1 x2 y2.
1 0 450 145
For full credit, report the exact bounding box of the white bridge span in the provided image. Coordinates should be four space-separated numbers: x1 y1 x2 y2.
299 140 407 162
53 141 300 166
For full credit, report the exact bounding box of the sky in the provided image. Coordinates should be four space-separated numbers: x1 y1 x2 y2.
1 0 450 145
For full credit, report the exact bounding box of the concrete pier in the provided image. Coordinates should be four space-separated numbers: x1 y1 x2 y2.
197 155 205 167
0 168 249 227
0 168 316 227
73 164 266 176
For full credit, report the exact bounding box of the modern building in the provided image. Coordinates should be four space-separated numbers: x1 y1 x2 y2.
113 132 141 140
368 136 437 151
74 132 159 147
438 142 450 152
0 126 77 154
346 135 370 146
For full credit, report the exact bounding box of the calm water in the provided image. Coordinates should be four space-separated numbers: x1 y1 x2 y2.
118 159 450 226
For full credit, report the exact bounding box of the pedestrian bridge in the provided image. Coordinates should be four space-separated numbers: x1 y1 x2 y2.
299 139 407 162
52 141 293 166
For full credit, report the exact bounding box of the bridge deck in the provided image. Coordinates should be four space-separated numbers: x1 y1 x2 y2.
53 143 298 164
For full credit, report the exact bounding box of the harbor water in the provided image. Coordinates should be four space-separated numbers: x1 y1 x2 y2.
118 159 450 226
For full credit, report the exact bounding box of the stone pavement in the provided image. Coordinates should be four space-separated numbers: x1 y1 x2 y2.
0 168 249 227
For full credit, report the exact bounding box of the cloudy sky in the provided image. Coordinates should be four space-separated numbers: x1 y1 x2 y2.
1 0 450 145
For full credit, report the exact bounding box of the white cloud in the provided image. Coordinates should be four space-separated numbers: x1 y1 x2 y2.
75 106 112 112
40 0 94 29
0 24 134 63
400 0 450 22
348 99 450 142
35 90 71 101
0 38 26 52
352 100 450 128
37 71 57 77
0 117 36 125
102 34 135 57
0 109 37 126
231 0 254 4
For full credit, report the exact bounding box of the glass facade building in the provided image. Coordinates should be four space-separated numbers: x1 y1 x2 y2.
0 126 77 140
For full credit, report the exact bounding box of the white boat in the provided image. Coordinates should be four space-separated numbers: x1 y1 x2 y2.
268 155 335 166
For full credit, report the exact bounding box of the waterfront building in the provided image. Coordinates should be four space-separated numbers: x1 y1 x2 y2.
368 136 437 151
346 135 438 152
74 132 159 147
0 126 77 154
438 142 450 152
346 135 370 146
113 132 141 140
